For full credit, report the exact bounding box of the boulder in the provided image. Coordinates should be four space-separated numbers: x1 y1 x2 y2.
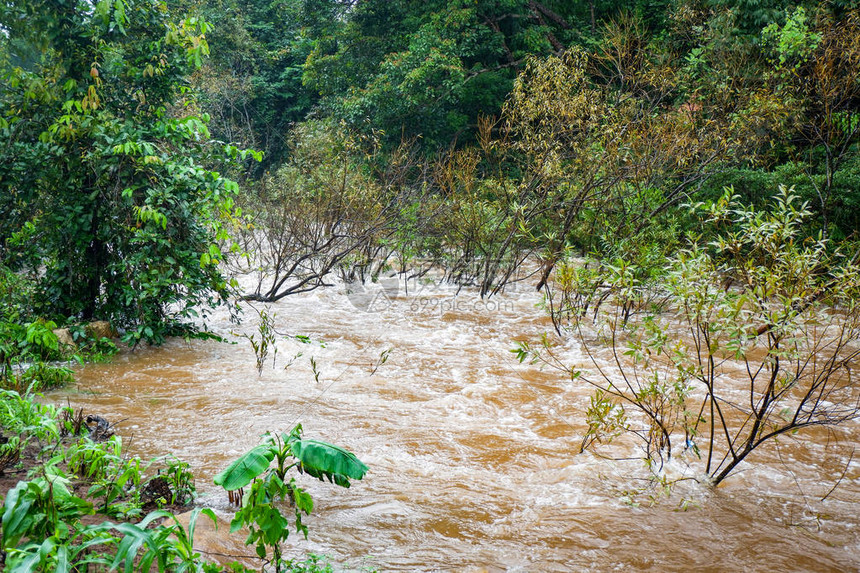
85 320 117 340
53 328 76 349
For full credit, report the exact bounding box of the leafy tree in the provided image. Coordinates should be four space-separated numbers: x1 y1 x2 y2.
760 7 860 237
189 0 321 172
230 119 414 301
450 29 733 296
678 4 860 237
0 0 250 343
518 188 860 486
303 0 584 149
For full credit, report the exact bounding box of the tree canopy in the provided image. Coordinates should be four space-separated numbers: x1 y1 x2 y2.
1 0 858 339
0 0 252 343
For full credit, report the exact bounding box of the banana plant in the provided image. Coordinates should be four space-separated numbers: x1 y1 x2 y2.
213 424 368 572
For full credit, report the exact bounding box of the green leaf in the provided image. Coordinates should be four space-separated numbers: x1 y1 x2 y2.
54 542 70 573
110 522 150 572
186 507 216 548
289 480 314 515
139 509 173 529
8 547 41 573
290 439 368 487
213 444 276 490
2 481 35 547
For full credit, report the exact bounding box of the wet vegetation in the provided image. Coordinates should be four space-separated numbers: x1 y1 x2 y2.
516 188 860 485
0 385 367 571
1 0 859 569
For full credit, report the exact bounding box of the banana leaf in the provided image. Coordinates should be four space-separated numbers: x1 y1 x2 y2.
213 444 275 491
290 439 368 487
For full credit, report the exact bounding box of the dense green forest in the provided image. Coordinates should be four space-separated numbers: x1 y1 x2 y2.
2 0 859 339
1 0 859 570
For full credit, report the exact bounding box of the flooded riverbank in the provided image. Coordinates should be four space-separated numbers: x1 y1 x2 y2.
51 279 860 571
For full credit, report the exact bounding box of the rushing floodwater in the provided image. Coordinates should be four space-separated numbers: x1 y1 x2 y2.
51 278 860 571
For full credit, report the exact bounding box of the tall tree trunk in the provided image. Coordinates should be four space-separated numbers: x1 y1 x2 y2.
590 1 596 35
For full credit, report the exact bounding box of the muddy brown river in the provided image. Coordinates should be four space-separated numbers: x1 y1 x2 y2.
51 279 860 571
